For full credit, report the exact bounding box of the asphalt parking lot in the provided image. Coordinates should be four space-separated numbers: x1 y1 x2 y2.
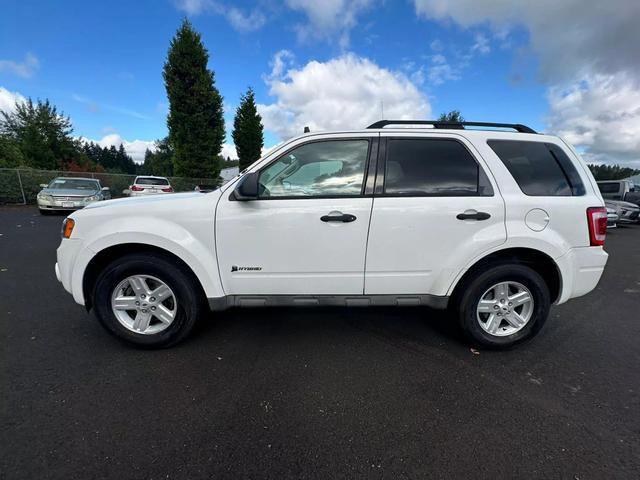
1 206 639 479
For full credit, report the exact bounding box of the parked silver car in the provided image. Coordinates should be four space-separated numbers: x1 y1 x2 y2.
604 199 640 224
37 177 110 214
606 207 618 229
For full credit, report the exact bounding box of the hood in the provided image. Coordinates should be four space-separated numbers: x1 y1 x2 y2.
41 188 99 197
82 191 209 210
604 199 640 210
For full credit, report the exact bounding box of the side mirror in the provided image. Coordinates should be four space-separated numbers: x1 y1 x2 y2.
233 172 259 201
39 184 48 188
101 186 109 191
122 189 131 195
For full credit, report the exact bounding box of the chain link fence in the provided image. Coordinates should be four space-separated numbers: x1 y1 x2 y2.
0 168 220 205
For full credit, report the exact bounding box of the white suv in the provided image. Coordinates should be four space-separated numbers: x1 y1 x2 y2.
55 120 608 348
127 176 173 196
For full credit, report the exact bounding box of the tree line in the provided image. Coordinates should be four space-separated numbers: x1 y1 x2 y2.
0 19 263 180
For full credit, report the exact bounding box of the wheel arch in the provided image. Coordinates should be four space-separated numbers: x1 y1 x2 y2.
82 243 209 311
449 247 562 304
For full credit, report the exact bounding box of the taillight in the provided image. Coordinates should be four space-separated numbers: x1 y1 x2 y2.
587 207 607 246
162 187 173 192
131 185 144 191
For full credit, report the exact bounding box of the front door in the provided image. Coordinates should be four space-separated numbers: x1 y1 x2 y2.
216 137 375 295
365 134 506 296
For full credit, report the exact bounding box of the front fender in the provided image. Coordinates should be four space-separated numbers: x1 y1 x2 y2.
69 216 224 305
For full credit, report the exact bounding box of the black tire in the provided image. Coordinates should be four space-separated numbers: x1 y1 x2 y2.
92 253 205 348
453 263 550 349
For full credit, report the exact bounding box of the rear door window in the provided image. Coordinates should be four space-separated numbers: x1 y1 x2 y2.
488 140 585 196
383 138 493 196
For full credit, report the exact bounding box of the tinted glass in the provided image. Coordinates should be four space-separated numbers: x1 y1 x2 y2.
488 140 584 196
598 183 619 194
48 178 100 190
384 139 491 196
258 140 369 197
547 144 585 195
136 177 169 185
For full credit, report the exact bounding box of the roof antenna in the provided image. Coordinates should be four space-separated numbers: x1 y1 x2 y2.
303 126 310 133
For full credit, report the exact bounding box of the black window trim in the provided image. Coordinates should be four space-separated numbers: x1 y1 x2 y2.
376 136 495 198
487 139 586 197
234 137 377 201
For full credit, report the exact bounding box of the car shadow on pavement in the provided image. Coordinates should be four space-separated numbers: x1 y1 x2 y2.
192 305 468 352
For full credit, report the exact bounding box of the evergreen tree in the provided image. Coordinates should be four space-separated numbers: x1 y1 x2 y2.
0 134 24 167
0 98 77 169
438 110 465 122
588 163 640 181
232 87 264 171
141 137 174 176
163 19 224 178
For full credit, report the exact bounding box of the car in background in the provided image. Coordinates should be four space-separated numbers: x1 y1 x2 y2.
597 180 640 207
604 199 640 224
126 176 173 196
194 184 218 193
606 207 618 229
37 177 110 214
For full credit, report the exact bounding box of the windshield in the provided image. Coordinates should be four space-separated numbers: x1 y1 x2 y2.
48 178 99 190
135 177 169 186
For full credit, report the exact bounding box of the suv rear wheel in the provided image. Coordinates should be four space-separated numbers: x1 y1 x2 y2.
455 263 550 348
92 253 204 348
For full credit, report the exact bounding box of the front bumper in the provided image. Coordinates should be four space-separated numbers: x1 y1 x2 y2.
38 197 97 210
617 209 639 223
56 238 88 305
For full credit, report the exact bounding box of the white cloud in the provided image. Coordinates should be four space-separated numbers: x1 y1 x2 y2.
72 93 150 120
413 0 640 165
257 52 431 140
547 74 640 168
470 33 490 55
0 87 26 114
174 0 266 32
285 0 373 48
413 0 640 82
81 134 156 164
226 7 266 32
174 0 209 15
426 54 460 85
0 53 39 79
221 142 238 160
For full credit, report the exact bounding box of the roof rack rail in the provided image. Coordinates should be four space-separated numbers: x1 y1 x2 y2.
366 120 537 134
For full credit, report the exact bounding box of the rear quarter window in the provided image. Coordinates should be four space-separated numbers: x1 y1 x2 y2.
488 140 585 196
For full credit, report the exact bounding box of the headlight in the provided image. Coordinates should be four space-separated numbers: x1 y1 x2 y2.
85 195 99 202
38 193 53 201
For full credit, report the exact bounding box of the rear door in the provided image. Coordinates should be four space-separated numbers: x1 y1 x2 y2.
364 133 506 296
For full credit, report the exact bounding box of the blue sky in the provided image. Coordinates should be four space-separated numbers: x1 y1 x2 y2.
1 0 638 166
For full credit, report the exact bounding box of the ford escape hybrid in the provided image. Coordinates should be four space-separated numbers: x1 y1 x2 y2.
55 120 608 348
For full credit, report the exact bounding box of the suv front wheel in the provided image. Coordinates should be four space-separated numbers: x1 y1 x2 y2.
455 264 550 348
92 253 205 348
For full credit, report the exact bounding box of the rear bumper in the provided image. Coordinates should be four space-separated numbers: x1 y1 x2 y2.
556 246 608 304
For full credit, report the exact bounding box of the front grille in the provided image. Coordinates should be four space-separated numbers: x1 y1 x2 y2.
52 196 83 201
